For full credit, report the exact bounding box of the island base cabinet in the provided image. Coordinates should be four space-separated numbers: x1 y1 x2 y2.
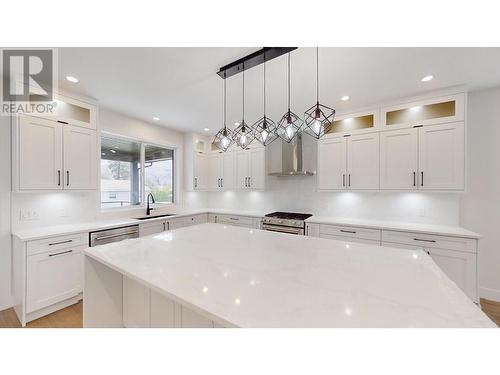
122 276 222 328
382 242 477 302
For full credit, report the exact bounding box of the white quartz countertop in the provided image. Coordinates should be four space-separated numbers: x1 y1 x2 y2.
11 208 265 241
12 207 479 241
305 216 481 238
84 223 494 328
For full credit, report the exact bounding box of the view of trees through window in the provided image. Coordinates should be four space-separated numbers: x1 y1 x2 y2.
100 135 174 208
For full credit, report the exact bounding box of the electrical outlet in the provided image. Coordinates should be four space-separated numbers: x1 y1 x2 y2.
19 209 39 221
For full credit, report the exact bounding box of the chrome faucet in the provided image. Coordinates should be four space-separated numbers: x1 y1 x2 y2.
146 193 155 216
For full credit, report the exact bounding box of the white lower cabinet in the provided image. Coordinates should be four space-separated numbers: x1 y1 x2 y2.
307 223 477 302
139 214 208 237
26 244 84 313
381 241 477 302
209 213 262 229
122 276 221 328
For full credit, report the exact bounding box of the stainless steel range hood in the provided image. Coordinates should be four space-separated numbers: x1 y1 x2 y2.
268 133 317 176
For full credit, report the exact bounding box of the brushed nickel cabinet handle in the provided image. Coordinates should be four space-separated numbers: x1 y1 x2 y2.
413 238 436 243
340 229 356 234
343 174 345 187
57 170 61 186
66 171 70 186
49 249 73 257
348 174 351 187
421 171 424 187
48 239 73 246
413 172 416 187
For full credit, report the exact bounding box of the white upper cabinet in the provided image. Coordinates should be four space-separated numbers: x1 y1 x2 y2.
381 93 465 129
249 148 265 190
63 126 98 190
222 152 235 189
347 133 380 189
207 154 222 190
235 150 250 189
193 153 207 190
234 147 265 190
318 137 347 190
418 122 465 190
380 128 418 190
18 116 63 190
52 94 97 130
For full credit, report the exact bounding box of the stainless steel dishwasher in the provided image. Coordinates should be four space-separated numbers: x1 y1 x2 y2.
89 225 140 247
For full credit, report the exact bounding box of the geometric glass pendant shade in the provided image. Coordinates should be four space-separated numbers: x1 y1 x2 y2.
233 66 255 149
253 61 279 146
303 47 335 139
212 74 235 152
277 52 303 143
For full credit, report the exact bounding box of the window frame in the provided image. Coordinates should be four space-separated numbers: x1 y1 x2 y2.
100 132 176 210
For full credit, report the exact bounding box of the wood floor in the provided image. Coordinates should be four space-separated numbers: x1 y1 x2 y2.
0 301 82 328
0 299 499 328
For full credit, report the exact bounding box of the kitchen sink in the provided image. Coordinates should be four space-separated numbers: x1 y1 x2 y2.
134 214 176 220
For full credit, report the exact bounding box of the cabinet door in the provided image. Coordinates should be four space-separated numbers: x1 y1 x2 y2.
235 151 250 189
380 128 418 190
222 152 235 189
318 137 347 190
181 306 214 328
418 122 465 190
426 247 477 301
193 153 207 190
63 125 97 190
249 148 265 189
168 218 186 230
26 246 83 313
18 116 63 190
381 242 477 302
207 154 222 190
347 133 380 189
139 221 165 237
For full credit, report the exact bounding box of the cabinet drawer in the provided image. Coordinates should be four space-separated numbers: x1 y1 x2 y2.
319 224 381 241
216 214 254 227
381 230 477 253
320 234 381 246
27 232 87 256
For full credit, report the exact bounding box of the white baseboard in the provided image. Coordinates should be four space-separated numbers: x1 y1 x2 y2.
479 286 500 302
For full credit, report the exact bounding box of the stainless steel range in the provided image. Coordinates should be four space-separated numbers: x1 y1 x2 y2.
262 212 313 235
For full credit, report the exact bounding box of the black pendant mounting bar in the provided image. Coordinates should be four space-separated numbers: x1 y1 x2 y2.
217 47 297 79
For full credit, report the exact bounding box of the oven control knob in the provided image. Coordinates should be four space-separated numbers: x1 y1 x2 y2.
279 220 283 224
292 221 296 225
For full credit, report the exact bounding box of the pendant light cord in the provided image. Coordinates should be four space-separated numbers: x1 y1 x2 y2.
242 64 245 123
316 47 319 103
223 74 227 130
288 53 291 111
263 60 266 116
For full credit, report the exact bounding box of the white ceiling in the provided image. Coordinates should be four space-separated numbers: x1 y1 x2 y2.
58 47 500 135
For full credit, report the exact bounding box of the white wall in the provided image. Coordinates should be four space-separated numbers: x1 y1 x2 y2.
461 87 500 302
208 176 461 226
0 116 12 311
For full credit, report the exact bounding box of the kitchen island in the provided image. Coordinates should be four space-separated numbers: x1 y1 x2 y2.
83 223 495 328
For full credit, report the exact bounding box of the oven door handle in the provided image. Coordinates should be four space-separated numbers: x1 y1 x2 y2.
262 224 303 235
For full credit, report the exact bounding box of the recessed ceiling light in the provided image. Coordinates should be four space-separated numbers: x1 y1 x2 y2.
110 149 116 154
234 122 240 126
153 117 160 121
421 75 433 82
66 76 79 83
203 127 210 132
341 95 350 101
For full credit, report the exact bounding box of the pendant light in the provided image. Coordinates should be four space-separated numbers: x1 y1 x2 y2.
304 47 335 139
212 72 234 152
253 60 278 146
277 52 303 143
233 65 255 149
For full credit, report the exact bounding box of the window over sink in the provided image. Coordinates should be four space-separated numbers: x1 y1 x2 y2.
100 134 175 208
